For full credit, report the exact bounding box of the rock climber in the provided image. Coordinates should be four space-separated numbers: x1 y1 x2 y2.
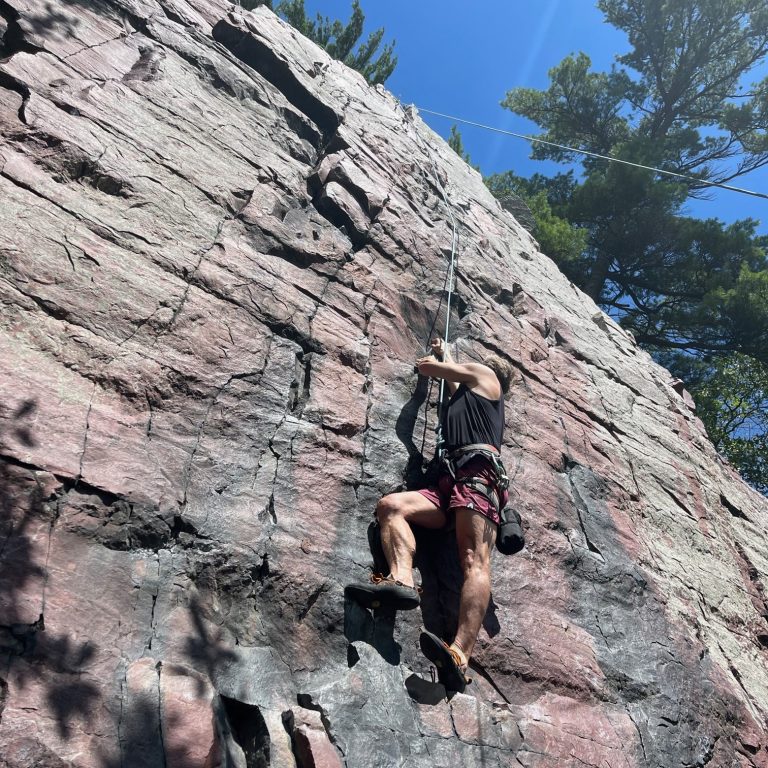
346 338 512 692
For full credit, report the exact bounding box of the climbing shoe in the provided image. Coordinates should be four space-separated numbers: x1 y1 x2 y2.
345 574 421 611
419 631 470 693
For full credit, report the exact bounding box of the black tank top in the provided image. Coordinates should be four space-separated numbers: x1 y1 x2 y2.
442 384 504 452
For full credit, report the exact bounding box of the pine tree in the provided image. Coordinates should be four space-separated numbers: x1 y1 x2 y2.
498 0 768 493
238 0 396 85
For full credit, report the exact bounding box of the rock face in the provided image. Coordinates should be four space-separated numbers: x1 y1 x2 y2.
1 2 767 766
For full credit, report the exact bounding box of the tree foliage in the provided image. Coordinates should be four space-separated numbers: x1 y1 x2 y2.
447 125 470 163
485 171 588 265
501 0 768 352
659 352 768 493
447 124 481 171
239 0 396 85
498 0 768 493
450 125 585 257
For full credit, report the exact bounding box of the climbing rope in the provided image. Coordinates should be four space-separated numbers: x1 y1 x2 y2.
400 103 461 460
415 106 768 201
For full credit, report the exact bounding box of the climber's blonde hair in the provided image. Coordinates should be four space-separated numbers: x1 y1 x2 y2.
483 355 513 394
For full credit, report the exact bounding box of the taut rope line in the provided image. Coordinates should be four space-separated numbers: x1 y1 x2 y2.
401 104 461 460
416 106 768 201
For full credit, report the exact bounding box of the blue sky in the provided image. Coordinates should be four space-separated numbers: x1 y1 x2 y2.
303 0 767 234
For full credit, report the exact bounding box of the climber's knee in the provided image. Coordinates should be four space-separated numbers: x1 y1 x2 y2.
376 491 446 529
375 493 405 523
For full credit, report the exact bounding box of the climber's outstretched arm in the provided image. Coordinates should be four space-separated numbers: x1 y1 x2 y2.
416 356 500 400
416 357 476 383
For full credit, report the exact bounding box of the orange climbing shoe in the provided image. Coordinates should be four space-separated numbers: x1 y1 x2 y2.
419 631 470 693
345 574 421 611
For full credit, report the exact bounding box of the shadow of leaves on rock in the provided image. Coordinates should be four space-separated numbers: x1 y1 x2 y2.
27 1 81 36
47 679 100 740
0 399 46 648
99 685 199 768
0 403 47 639
0 0 87 56
0 401 103 745
99 693 163 768
183 592 239 696
33 633 100 739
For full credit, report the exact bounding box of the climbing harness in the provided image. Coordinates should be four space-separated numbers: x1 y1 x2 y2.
444 443 509 489
442 443 509 513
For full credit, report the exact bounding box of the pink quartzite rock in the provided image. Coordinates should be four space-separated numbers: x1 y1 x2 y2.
0 1 767 767
293 727 343 768
290 707 343 768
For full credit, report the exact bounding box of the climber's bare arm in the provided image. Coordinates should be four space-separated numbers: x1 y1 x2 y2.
416 356 500 400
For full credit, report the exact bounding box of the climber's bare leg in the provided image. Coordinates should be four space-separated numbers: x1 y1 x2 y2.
376 492 446 588
452 507 496 664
